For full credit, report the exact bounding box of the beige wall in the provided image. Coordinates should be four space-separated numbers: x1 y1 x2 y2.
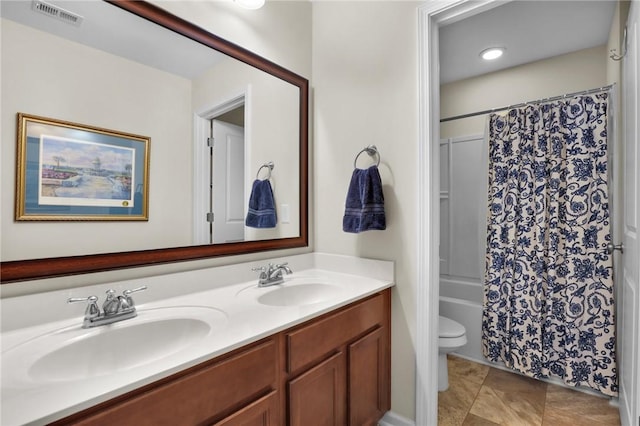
312 1 420 419
193 56 300 242
311 4 617 421
441 45 608 139
1 19 194 260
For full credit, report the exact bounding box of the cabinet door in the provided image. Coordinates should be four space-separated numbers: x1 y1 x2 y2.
348 327 389 426
213 391 279 426
288 352 346 426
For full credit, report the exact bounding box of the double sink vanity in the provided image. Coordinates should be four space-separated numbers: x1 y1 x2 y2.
1 253 393 425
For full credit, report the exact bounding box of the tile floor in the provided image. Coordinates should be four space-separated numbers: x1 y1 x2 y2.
438 355 621 426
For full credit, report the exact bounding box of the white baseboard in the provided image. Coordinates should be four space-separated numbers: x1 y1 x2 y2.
378 411 416 426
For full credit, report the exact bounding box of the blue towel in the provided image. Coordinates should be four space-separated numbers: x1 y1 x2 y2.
343 165 386 233
246 179 277 228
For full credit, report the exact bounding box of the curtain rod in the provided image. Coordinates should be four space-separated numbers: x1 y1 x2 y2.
440 84 615 123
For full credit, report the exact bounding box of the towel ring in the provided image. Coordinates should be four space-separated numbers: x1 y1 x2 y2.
256 161 274 180
353 145 380 169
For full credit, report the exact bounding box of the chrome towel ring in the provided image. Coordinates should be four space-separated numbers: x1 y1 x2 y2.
353 145 380 169
256 161 274 180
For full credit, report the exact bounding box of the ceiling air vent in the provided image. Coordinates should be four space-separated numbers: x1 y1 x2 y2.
31 0 83 27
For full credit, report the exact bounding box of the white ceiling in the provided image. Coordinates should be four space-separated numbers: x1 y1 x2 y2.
2 1 617 84
439 0 617 84
0 0 225 80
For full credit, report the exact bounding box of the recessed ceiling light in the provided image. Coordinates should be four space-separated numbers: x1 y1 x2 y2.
234 0 265 9
480 47 505 61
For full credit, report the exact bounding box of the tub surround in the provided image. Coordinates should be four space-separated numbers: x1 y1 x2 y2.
1 253 394 425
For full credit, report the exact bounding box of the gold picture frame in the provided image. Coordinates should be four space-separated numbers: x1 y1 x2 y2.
15 113 150 221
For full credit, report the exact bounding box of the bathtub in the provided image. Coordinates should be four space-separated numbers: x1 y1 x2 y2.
439 275 484 362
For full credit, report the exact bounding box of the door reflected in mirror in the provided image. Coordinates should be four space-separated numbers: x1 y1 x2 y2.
211 115 246 244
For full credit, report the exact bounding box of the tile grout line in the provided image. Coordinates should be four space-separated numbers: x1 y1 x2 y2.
461 359 492 425
539 381 549 426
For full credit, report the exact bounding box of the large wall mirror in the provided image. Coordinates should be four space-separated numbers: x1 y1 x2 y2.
0 0 308 282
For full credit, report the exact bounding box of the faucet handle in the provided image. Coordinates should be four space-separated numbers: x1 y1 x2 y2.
123 285 147 296
67 295 99 304
252 265 267 274
122 285 147 309
67 296 98 303
68 295 100 319
274 263 292 275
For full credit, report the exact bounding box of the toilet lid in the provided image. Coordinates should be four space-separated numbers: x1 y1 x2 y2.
439 316 465 338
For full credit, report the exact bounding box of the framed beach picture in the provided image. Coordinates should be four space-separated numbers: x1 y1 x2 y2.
15 113 150 221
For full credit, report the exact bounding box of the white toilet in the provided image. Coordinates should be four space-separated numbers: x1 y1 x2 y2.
438 316 467 391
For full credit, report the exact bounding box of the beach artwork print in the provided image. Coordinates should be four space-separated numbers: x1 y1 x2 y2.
38 135 136 208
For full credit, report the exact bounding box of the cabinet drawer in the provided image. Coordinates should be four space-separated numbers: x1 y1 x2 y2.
213 390 279 426
286 293 384 373
69 339 277 426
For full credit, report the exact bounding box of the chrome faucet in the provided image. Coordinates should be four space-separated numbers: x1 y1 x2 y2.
68 286 147 328
252 263 293 287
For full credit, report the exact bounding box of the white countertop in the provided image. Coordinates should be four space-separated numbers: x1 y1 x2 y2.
0 253 394 425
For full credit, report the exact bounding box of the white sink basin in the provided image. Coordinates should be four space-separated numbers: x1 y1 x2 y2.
236 279 343 307
2 306 227 385
257 283 342 306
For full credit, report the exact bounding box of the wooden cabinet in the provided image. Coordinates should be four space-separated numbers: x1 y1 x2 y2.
285 290 391 426
348 327 389 425
213 391 279 426
288 352 346 426
53 339 280 426
53 289 391 426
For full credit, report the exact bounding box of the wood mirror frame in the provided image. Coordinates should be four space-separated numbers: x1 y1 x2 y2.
0 0 308 283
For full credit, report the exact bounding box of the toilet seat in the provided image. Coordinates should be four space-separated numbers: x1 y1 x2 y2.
438 316 467 349
439 316 465 338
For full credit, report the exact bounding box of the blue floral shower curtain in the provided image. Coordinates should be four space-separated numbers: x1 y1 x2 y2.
482 92 617 396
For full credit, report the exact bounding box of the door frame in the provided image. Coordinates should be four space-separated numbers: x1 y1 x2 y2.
620 1 640 424
193 88 251 245
416 1 509 424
